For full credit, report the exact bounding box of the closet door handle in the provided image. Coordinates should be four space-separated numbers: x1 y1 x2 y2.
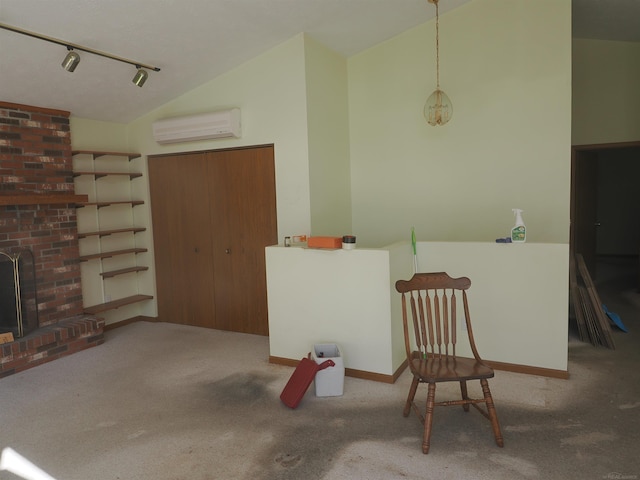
225 248 231 254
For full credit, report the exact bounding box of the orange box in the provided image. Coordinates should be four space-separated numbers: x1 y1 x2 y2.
307 236 342 249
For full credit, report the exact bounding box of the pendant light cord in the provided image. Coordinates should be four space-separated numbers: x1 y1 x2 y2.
424 0 452 126
435 0 440 90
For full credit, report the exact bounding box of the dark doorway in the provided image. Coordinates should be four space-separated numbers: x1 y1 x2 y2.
571 141 640 285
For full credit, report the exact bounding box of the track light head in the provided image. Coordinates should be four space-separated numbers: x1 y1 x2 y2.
132 67 148 87
61 48 80 72
1 22 160 85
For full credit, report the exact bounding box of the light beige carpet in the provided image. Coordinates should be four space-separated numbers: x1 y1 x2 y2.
1 311 639 480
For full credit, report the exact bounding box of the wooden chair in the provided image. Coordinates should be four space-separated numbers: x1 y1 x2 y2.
395 272 504 454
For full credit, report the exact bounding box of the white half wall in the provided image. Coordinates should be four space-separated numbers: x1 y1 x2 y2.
416 241 569 372
266 241 569 380
266 245 403 376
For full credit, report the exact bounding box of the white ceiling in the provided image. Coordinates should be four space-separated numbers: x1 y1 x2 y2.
0 0 638 124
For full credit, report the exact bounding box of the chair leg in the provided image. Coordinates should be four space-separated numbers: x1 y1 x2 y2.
402 377 420 417
480 378 504 447
404 375 419 417
422 382 436 454
460 380 470 412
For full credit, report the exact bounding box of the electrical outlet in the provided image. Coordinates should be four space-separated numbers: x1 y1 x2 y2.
105 294 112 303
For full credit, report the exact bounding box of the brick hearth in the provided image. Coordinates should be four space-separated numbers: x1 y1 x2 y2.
0 101 103 378
0 316 104 378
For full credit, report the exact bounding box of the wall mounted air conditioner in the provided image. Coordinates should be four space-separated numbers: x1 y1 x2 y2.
152 108 241 144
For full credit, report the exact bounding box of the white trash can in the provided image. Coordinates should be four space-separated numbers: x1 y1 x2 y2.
312 343 344 397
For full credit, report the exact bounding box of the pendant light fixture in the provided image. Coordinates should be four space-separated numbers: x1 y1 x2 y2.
424 0 453 126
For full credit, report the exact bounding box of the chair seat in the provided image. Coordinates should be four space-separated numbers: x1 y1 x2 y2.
410 353 495 383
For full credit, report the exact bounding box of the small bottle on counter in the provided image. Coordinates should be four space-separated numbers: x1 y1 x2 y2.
342 235 356 250
511 209 526 243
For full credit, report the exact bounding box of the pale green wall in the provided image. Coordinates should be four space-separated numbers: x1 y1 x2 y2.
72 0 573 250
70 0 574 324
69 118 128 151
304 35 352 237
71 35 313 322
127 34 312 243
348 0 572 247
572 39 640 145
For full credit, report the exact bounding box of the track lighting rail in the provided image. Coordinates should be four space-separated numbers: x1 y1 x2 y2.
0 22 161 72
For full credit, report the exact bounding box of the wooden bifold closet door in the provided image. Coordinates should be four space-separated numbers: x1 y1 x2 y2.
148 145 277 336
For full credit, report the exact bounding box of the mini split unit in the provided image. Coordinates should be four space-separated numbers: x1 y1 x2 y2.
152 108 241 144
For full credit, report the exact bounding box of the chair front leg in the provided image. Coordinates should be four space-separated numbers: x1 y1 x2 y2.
404 375 419 417
422 382 436 454
480 378 504 447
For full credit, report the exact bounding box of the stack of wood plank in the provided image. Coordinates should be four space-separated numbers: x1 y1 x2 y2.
569 253 616 349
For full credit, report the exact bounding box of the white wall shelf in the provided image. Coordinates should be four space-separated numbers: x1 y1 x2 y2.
72 150 153 315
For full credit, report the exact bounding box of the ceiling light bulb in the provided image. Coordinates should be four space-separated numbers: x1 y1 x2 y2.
132 68 148 87
61 50 80 72
424 89 453 126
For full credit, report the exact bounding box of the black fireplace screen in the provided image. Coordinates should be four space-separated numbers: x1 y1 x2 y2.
0 249 38 338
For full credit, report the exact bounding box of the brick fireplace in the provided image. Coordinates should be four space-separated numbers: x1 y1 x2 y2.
0 102 104 378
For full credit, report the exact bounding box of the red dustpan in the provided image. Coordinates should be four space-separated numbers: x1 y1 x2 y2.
280 354 335 408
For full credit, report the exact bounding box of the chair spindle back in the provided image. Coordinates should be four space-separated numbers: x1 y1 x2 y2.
396 272 476 361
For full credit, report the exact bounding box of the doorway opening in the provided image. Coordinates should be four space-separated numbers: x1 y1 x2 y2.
571 140 640 287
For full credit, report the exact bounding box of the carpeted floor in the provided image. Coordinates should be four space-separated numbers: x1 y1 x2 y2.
1 258 639 480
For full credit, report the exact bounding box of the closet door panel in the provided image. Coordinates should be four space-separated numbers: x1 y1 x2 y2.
208 146 277 335
149 153 216 327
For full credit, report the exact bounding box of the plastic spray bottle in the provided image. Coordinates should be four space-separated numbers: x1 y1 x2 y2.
511 209 526 243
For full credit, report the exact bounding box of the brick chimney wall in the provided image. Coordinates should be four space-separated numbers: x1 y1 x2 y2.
0 102 84 326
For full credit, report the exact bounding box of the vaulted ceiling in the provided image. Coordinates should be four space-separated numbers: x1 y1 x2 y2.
0 0 637 123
